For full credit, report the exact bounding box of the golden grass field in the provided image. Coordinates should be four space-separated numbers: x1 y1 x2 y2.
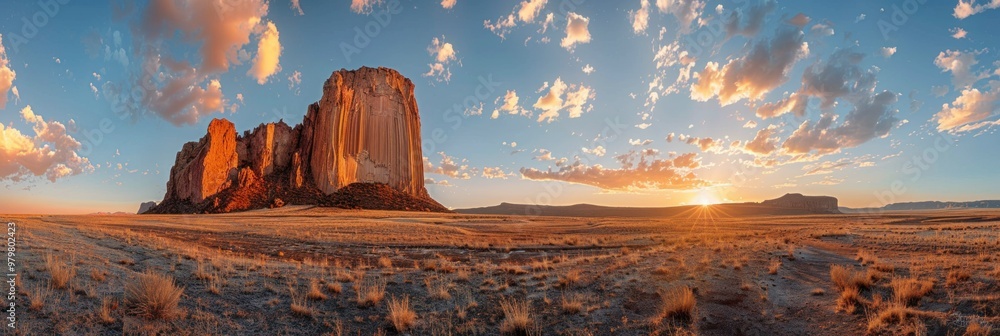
4 206 999 335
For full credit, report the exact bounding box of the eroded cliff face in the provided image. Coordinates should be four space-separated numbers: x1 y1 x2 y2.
148 67 444 214
307 67 428 198
163 118 239 204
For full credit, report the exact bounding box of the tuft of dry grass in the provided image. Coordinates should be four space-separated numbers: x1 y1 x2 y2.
856 249 878 265
194 260 213 280
890 278 934 305
28 285 49 311
530 258 553 271
46 255 75 290
99 297 118 324
830 265 873 291
835 286 860 314
946 269 971 287
306 278 327 301
355 276 386 307
557 269 582 288
560 293 585 315
124 271 184 320
964 321 993 336
326 282 343 294
767 259 781 275
658 286 695 321
424 276 452 300
865 303 930 333
289 286 314 317
386 295 417 332
499 297 533 335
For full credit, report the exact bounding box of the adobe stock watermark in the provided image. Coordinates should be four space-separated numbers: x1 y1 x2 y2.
5 0 71 53
340 0 403 63
877 0 929 40
421 74 502 155
866 131 956 213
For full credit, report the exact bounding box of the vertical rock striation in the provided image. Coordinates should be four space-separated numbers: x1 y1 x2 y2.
147 67 445 214
307 67 428 198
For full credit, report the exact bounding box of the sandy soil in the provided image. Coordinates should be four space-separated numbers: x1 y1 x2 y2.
2 206 999 335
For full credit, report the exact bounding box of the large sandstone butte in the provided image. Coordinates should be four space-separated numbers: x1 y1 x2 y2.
147 67 448 214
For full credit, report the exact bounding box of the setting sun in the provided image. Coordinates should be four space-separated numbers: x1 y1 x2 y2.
694 189 721 206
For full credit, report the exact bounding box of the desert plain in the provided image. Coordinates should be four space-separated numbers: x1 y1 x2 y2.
3 207 999 335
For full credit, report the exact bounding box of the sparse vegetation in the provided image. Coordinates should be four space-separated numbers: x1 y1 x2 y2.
355 276 386 307
499 297 533 335
890 278 934 305
45 255 75 290
768 259 781 275
658 286 696 321
124 271 184 320
386 295 417 332
306 278 327 300
830 265 873 291
10 208 999 335
560 293 585 315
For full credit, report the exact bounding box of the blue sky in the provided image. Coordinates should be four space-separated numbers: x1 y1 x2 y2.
1 0 999 213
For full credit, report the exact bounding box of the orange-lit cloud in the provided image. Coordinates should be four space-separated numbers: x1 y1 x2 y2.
742 126 780 156
492 90 528 119
518 0 547 22
0 34 15 109
533 78 593 123
690 27 808 105
954 0 1000 19
519 150 705 191
351 0 383 14
290 0 304 15
935 87 999 132
126 0 276 125
631 0 650 34
423 36 459 82
484 0 549 39
441 0 457 9
249 21 282 85
425 152 471 179
481 167 512 179
561 12 592 51
934 49 988 89
0 106 92 182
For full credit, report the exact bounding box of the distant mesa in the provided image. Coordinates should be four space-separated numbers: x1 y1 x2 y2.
137 201 157 214
760 193 840 214
456 193 841 217
841 200 1000 212
146 67 448 214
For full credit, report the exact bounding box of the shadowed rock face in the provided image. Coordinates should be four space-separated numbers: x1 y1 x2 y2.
148 67 444 214
137 201 157 214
